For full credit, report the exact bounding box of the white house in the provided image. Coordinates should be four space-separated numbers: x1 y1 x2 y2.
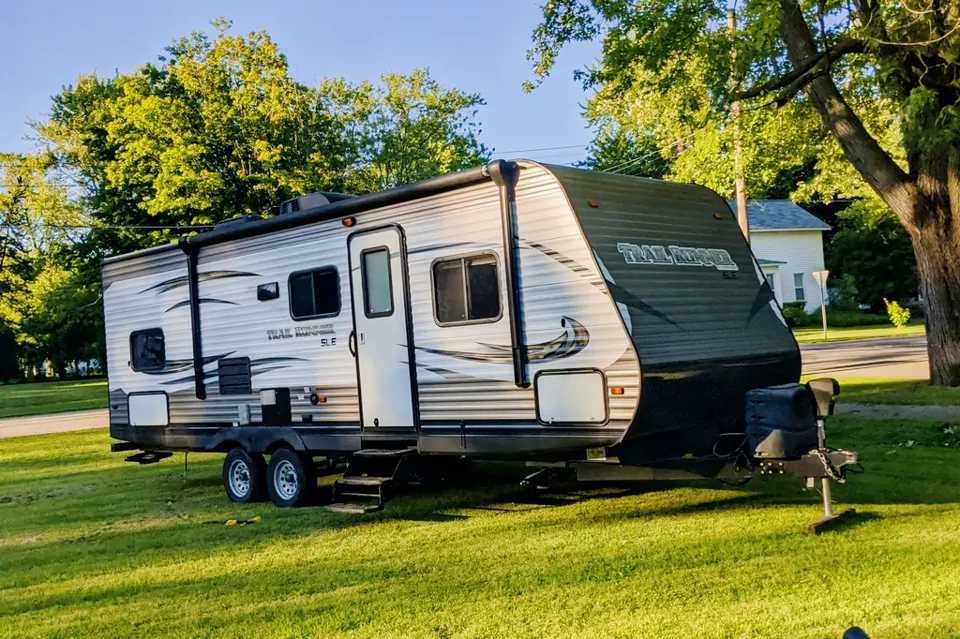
730 200 830 312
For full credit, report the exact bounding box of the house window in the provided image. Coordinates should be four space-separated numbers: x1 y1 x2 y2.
130 328 165 372
289 267 340 319
361 247 394 318
765 274 776 291
794 273 806 302
433 254 501 325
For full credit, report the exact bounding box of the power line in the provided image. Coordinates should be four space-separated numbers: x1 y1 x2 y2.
494 143 590 155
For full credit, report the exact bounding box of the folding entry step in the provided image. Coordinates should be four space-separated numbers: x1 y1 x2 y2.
326 448 417 514
124 451 173 465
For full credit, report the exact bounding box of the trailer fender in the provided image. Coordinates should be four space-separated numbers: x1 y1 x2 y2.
209 427 308 455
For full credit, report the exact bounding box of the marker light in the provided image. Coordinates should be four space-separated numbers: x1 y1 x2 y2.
610 387 625 395
342 217 356 227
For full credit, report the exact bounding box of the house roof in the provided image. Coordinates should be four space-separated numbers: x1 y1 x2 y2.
727 199 831 232
756 258 786 266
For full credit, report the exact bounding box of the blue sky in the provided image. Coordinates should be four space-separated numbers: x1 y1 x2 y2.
0 0 601 165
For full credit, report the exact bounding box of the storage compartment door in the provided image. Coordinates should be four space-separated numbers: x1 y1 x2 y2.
128 392 169 426
535 370 607 425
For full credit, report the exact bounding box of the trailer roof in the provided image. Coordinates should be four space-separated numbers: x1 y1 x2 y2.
103 161 503 265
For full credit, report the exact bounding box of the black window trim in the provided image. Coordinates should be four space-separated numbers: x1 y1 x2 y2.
360 245 395 319
430 251 504 327
129 328 166 372
287 265 341 321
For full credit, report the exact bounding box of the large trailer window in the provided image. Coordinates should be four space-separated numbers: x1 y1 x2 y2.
130 328 166 372
433 253 501 325
289 267 340 320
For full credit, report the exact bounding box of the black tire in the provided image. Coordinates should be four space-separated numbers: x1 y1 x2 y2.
266 448 316 508
223 448 267 503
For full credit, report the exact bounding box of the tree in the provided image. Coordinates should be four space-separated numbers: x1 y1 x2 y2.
528 1 960 385
581 125 671 177
40 22 490 255
828 200 918 310
321 70 490 193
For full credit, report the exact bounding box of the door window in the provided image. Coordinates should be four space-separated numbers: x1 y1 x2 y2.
361 247 394 317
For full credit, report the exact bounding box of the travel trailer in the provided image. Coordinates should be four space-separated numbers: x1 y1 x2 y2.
103 160 857 528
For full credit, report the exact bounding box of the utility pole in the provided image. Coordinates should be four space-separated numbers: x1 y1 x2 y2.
728 8 750 243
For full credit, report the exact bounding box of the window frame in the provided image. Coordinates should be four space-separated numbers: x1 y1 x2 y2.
287 266 341 321
793 272 806 302
359 246 395 319
764 273 776 292
430 251 503 327
129 328 166 372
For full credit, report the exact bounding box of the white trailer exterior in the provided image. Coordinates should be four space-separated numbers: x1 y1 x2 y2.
102 160 839 510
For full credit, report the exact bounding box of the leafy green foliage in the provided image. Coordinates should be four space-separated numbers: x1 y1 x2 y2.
581 126 670 177
781 301 813 327
40 21 489 254
829 201 918 310
884 298 912 329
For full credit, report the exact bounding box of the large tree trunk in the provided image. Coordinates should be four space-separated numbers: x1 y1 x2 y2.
777 0 960 385
911 216 960 385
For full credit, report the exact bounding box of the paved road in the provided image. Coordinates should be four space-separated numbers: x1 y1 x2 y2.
801 334 929 379
0 409 107 440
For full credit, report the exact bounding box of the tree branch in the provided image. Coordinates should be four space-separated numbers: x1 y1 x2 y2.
733 38 865 101
779 0 925 227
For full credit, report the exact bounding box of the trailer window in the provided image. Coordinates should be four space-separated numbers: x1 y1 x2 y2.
361 247 394 318
130 328 166 372
289 267 340 320
433 254 501 325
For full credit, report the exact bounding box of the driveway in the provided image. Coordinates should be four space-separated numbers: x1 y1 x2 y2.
0 409 107 440
801 334 929 379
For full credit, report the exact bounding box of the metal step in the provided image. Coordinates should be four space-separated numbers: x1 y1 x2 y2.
337 475 392 487
124 451 173 465
324 502 382 515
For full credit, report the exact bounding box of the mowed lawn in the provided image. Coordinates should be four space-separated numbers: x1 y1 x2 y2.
0 379 107 419
840 379 960 406
2 419 959 639
792 323 925 343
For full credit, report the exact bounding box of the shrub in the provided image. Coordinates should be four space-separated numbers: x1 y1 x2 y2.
883 298 911 328
782 302 814 327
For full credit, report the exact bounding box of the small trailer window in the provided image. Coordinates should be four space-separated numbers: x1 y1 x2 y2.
130 328 166 372
289 267 340 320
433 254 501 325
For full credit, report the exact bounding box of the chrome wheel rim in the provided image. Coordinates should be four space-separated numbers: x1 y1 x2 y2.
228 459 251 497
274 460 298 499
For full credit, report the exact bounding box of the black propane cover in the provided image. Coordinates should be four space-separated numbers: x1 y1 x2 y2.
745 383 818 459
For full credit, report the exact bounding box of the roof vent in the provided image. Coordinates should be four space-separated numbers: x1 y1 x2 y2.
279 191 357 215
214 214 263 229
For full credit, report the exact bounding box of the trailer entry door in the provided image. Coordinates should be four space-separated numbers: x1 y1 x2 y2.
348 226 417 431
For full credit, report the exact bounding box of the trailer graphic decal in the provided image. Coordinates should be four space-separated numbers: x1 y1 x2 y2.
617 243 739 271
165 298 238 313
416 317 589 363
159 357 309 386
138 270 260 295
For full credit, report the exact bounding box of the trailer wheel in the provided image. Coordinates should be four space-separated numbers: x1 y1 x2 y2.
223 448 267 503
266 448 316 508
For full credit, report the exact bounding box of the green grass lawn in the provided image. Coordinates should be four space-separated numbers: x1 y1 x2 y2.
2 420 959 639
832 378 960 406
793 322 926 344
0 379 107 419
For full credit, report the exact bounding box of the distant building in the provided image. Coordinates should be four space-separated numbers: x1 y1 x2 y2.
730 200 830 312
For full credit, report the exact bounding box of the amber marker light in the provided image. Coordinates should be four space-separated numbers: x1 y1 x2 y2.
342 217 356 227
714 213 724 220
588 200 600 208
610 387 625 395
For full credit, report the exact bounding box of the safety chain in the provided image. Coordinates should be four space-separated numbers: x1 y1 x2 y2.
810 448 845 484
